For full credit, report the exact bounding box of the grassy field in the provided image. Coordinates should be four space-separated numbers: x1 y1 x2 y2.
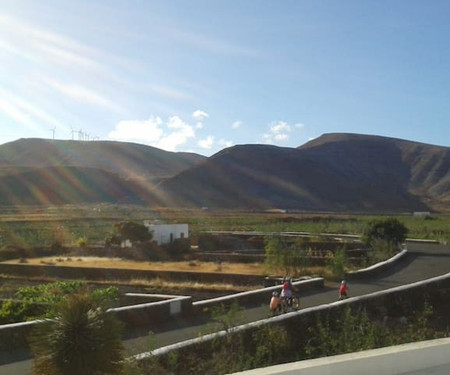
1 204 449 249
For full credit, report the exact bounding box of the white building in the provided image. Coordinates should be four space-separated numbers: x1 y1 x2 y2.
143 222 189 245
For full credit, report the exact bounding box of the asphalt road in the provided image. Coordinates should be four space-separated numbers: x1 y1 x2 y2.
1 242 449 375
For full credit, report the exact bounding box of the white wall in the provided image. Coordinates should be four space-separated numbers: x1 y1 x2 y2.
145 223 189 245
233 337 450 375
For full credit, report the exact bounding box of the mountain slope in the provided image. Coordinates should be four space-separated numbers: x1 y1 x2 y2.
0 134 448 212
0 166 150 205
299 133 450 210
0 138 205 180
156 134 449 212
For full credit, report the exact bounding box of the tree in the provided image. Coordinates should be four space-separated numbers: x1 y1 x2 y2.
104 232 122 246
114 221 152 243
30 292 124 375
362 218 408 248
264 236 309 276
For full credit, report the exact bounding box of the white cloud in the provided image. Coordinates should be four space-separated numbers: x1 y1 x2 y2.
167 115 195 138
198 135 214 149
109 116 164 143
192 109 209 121
262 120 304 145
231 120 242 129
192 109 209 130
109 115 195 152
270 121 291 134
274 133 289 141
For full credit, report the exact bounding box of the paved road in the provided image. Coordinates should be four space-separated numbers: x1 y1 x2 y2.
1 242 449 375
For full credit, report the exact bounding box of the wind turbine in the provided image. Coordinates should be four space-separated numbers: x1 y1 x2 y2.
50 127 56 139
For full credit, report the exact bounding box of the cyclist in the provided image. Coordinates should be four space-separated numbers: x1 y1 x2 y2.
339 279 349 300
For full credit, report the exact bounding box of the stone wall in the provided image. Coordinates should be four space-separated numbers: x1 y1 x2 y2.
192 277 324 313
112 294 192 327
137 272 450 367
0 293 193 350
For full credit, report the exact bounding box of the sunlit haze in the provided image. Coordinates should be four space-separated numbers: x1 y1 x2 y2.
1 0 450 156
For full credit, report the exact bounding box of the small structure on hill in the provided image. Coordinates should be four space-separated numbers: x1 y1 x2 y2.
143 221 189 245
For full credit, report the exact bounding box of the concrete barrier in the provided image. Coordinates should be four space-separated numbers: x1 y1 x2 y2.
345 248 408 280
110 293 192 327
232 337 450 375
0 293 193 349
0 320 43 351
135 272 450 370
0 278 324 350
192 277 324 313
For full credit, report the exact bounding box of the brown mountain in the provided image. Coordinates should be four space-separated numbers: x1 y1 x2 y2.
0 166 148 205
0 138 205 206
298 133 450 211
155 133 449 212
0 138 205 180
0 134 448 212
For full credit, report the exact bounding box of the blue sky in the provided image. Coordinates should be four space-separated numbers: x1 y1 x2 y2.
1 0 450 156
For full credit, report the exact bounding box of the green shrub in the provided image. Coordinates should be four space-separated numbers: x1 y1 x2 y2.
0 300 41 324
264 236 310 276
29 292 124 375
76 237 87 247
362 218 408 248
328 248 347 280
0 281 121 323
114 221 152 243
105 233 122 246
162 238 190 259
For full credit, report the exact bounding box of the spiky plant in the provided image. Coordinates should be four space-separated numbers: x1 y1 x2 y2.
29 291 124 375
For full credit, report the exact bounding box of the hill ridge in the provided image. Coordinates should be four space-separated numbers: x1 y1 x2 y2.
0 134 448 212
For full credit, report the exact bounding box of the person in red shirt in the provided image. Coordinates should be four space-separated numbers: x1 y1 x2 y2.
339 280 349 300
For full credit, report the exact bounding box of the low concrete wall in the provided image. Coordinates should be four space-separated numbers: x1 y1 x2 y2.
111 294 192 327
345 248 408 280
0 293 192 350
136 272 450 369
0 278 323 350
0 320 42 351
192 277 324 313
233 337 450 375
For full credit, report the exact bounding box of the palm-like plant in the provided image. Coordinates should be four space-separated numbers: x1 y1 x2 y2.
30 291 124 375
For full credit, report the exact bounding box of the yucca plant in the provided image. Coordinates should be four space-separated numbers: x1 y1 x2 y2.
29 291 124 375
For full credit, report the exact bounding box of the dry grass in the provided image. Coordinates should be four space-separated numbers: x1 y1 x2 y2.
2 256 265 275
0 273 250 296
